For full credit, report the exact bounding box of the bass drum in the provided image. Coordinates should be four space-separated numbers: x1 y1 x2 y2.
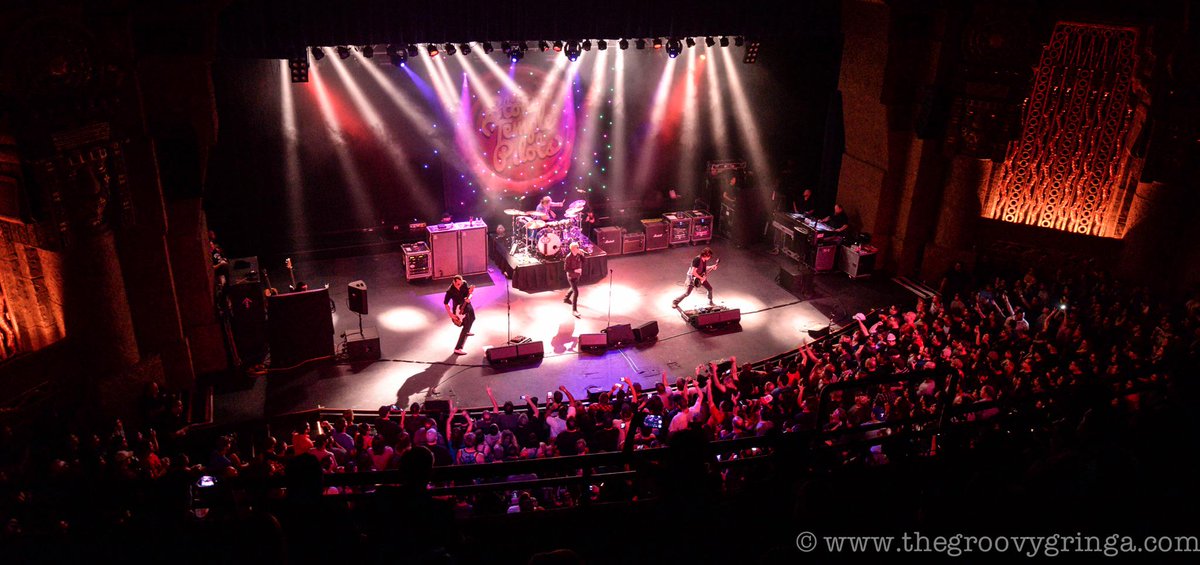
536 229 562 258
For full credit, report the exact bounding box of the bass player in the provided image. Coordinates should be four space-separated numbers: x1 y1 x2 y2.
443 275 476 355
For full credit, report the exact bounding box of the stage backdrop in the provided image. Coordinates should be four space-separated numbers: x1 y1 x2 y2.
205 41 840 257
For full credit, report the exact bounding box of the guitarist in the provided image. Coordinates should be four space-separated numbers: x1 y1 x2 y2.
444 275 476 355
672 247 718 308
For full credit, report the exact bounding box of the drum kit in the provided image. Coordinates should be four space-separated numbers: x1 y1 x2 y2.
503 199 592 260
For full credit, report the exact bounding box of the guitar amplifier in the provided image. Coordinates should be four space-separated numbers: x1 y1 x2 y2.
622 232 645 254
594 226 623 255
687 210 713 243
641 219 668 250
663 212 692 245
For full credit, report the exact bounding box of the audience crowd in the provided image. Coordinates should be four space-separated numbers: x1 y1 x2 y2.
0 258 1196 562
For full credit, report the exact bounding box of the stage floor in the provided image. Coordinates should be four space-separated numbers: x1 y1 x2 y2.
212 240 914 422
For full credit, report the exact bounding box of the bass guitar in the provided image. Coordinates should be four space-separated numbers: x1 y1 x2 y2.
450 285 476 326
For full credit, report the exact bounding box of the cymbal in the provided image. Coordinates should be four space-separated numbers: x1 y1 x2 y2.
525 210 549 218
565 199 587 212
503 208 526 216
525 220 547 230
564 209 581 218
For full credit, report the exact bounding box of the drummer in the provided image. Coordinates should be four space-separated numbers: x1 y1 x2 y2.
536 196 560 220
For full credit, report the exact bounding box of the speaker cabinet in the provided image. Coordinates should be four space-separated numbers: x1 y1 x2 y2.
429 229 460 279
633 320 659 342
346 326 380 361
604 324 636 347
459 224 488 275
579 333 607 351
641 219 668 250
267 288 335 369
347 280 368 315
594 226 623 255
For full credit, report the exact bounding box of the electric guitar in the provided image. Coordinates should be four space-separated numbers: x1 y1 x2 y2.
450 285 476 327
686 258 719 287
285 258 297 290
262 269 279 297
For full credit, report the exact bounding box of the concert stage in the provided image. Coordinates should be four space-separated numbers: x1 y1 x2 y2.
491 235 609 293
210 240 914 424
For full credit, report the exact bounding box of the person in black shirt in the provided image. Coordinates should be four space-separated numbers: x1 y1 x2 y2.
563 242 584 318
443 275 475 354
672 247 718 308
795 189 817 217
821 203 850 233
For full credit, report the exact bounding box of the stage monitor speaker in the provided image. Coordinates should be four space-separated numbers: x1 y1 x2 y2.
579 333 607 351
693 308 741 329
348 280 368 315
604 323 636 347
346 326 380 361
778 262 815 297
486 340 544 365
621 232 645 254
267 288 335 369
633 320 659 342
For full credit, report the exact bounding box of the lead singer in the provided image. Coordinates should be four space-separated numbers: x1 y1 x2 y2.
563 241 583 318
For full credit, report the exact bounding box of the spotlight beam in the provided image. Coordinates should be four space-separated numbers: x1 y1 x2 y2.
705 44 732 160
328 54 433 219
309 59 375 230
630 56 680 191
719 47 775 193
279 61 308 243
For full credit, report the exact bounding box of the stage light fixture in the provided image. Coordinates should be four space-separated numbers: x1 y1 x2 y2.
582 39 592 51
517 41 528 51
311 46 325 60
386 44 407 67
666 38 681 58
361 45 374 58
445 43 456 56
598 39 608 50
406 44 419 57
686 37 696 48
427 44 439 57
735 36 745 47
720 36 730 47
565 41 581 61
636 38 646 49
539 40 549 52
510 50 523 63
742 40 760 64
289 56 309 82
705 36 715 47
653 38 663 49
336 45 351 59
553 40 563 52
460 43 471 55
500 41 510 52
482 41 494 53
619 38 629 50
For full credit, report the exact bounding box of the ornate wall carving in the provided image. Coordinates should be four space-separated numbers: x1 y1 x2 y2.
981 22 1142 238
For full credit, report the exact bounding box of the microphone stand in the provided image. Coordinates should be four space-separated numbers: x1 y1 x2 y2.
506 276 512 343
607 269 613 330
